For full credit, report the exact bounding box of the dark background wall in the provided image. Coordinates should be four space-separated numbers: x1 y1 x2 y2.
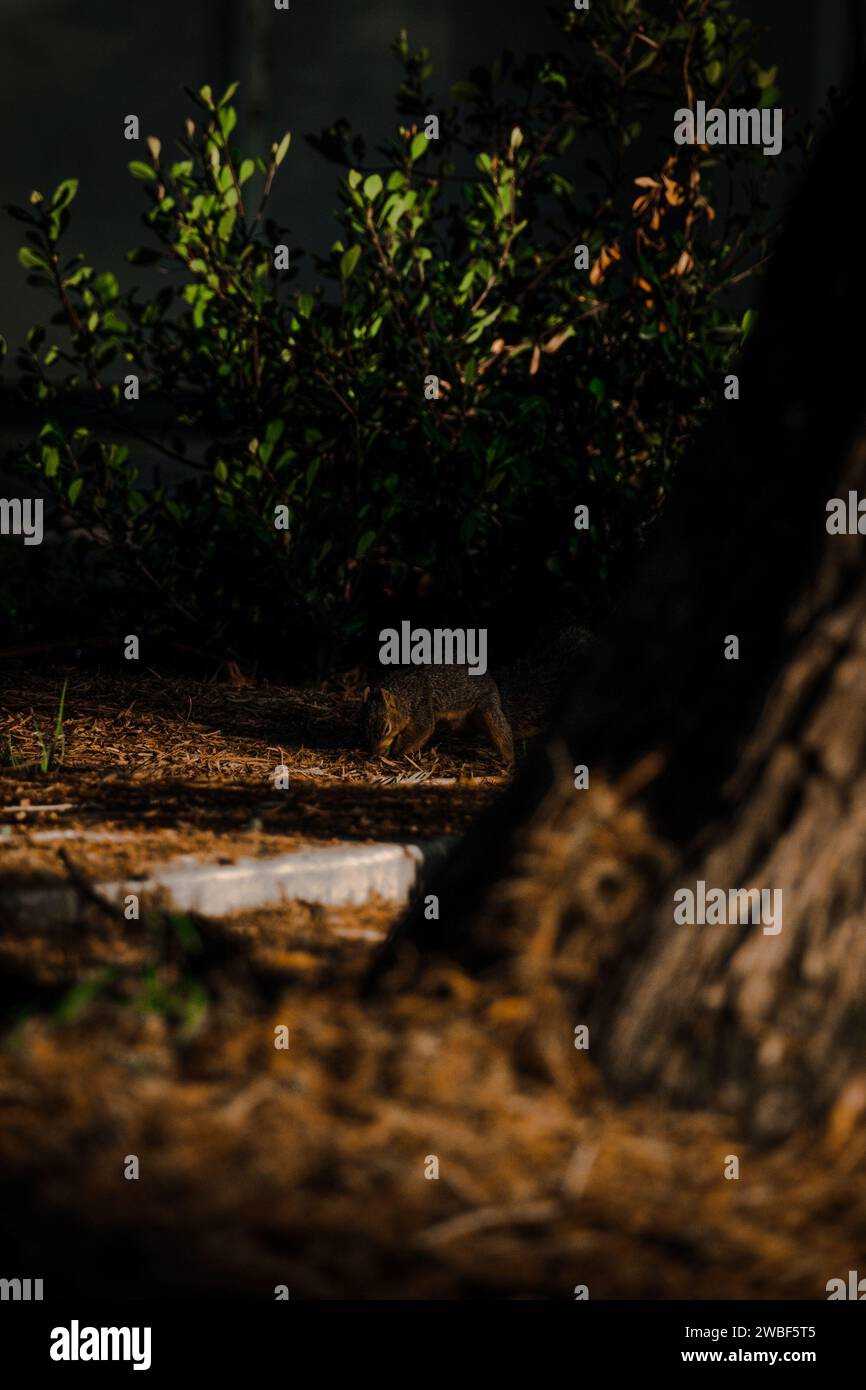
0 0 863 350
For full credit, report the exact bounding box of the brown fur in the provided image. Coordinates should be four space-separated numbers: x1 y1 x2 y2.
361 666 513 765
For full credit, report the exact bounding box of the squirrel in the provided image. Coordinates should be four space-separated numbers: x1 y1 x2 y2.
498 622 596 735
361 667 514 766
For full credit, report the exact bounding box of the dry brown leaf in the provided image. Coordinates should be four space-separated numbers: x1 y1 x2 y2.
543 328 571 354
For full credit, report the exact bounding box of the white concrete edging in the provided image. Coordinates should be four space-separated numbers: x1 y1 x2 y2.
0 837 457 923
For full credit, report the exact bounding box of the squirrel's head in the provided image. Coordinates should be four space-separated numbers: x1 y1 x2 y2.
361 685 405 754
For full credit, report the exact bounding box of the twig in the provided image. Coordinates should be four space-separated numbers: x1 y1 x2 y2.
418 1199 559 1248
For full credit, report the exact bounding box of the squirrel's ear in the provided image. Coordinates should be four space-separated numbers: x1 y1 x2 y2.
381 688 397 712
362 686 371 703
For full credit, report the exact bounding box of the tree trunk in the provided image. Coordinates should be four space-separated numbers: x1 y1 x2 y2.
370 89 866 1143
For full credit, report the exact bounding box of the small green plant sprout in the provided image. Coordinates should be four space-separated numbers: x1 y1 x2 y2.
5 677 69 772
33 676 69 772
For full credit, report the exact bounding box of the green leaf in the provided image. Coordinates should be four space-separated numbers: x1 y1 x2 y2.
238 159 255 185
50 179 79 212
218 208 236 241
101 311 127 334
214 459 228 483
274 132 291 167
218 106 237 138
409 132 428 162
363 173 383 200
93 271 119 301
191 287 214 328
450 80 481 101
68 478 83 505
340 244 362 279
705 60 723 85
17 247 49 271
128 161 157 180
465 307 502 345
386 192 416 228
218 80 240 107
356 529 376 557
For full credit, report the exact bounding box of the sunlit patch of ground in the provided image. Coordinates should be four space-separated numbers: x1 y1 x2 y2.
0 666 511 887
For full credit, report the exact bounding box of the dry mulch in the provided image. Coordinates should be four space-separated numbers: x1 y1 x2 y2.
0 901 863 1300
0 892 399 996
2 664 860 1300
0 665 509 885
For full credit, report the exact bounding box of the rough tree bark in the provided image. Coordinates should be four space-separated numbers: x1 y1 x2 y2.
370 89 866 1144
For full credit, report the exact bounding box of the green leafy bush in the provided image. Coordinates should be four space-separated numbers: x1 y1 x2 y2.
2 1 793 673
